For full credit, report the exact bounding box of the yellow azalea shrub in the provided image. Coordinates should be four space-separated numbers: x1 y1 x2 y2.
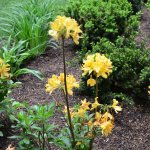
63 98 121 139
48 16 82 44
46 15 122 149
82 53 112 79
45 73 79 95
0 58 10 79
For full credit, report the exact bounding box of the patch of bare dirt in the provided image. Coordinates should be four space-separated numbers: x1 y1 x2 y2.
136 8 150 48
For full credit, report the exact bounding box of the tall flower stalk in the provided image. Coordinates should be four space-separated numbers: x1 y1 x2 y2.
96 76 99 99
46 16 122 150
61 37 75 146
46 16 82 148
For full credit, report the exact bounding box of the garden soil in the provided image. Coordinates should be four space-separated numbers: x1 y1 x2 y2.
1 8 150 150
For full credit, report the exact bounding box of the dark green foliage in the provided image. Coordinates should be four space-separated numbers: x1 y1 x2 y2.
65 0 140 52
128 0 148 13
128 0 142 13
66 0 150 104
91 38 150 104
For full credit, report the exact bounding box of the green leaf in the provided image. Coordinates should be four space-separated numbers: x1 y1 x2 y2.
0 131 3 137
14 68 44 80
22 138 30 144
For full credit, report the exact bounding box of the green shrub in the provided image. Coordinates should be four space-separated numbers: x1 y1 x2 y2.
79 39 150 104
65 0 150 104
128 0 142 13
90 38 150 104
128 0 148 13
65 0 140 53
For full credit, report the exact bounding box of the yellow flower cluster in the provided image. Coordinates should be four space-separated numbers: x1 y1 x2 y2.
0 58 10 79
92 112 114 136
111 99 122 113
49 16 82 44
87 75 96 86
63 98 122 137
82 53 112 86
45 73 79 95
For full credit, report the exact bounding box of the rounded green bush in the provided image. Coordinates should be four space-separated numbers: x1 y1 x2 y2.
65 0 150 104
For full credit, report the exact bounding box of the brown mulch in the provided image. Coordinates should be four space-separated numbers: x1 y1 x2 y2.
1 8 150 150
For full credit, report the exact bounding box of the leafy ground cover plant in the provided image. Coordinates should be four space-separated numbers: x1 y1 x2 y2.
0 53 43 139
0 58 19 137
0 37 43 80
10 102 56 150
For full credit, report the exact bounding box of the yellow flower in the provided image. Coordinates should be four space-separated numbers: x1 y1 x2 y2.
66 74 79 95
95 112 102 121
86 132 94 138
75 108 86 118
76 141 82 146
46 73 79 95
100 120 114 137
63 106 75 118
101 112 113 123
82 54 95 76
93 110 114 136
87 120 93 128
45 75 61 94
48 30 59 41
80 98 91 110
91 97 100 110
0 58 10 79
82 53 112 78
58 73 64 83
87 76 96 86
111 99 122 113
49 16 82 44
148 86 150 95
93 112 102 126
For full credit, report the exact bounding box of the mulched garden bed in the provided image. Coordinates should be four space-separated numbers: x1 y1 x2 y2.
1 8 150 150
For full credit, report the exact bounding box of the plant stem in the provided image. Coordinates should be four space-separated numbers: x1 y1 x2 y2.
62 37 76 148
38 131 42 149
42 124 45 150
89 138 94 150
96 76 99 99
